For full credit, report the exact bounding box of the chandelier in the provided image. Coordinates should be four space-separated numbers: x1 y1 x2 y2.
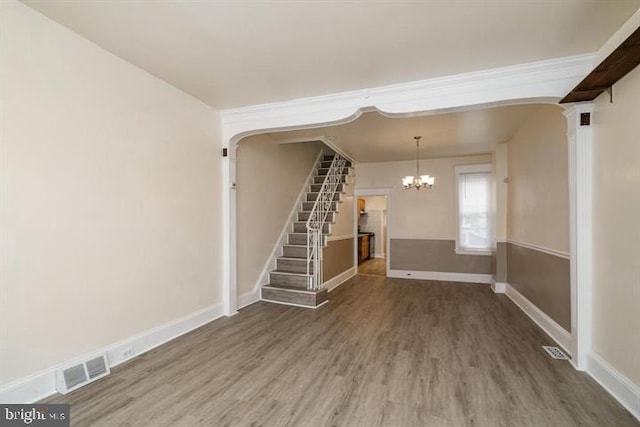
402 136 435 190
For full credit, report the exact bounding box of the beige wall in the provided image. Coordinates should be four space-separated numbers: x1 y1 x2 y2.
236 137 322 296
507 105 569 253
494 144 508 243
330 166 355 238
592 65 640 385
361 195 387 212
356 155 491 240
1 1 223 385
505 104 570 332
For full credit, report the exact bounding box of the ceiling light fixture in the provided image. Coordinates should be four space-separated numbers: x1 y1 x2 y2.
402 136 435 190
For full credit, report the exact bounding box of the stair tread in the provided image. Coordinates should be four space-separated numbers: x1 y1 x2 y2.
271 270 310 276
263 284 324 294
278 257 308 261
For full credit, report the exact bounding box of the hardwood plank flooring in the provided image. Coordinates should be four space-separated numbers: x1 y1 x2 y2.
358 257 386 276
44 275 638 426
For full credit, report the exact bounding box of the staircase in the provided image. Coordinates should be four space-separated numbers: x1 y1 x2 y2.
261 153 351 308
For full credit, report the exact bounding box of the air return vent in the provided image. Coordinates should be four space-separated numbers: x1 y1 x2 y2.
56 354 110 394
542 346 569 360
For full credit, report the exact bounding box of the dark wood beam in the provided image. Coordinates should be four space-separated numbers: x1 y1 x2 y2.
560 26 640 104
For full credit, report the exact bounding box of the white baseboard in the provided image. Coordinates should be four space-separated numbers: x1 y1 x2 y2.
504 283 572 355
325 266 357 292
0 303 224 404
260 299 329 309
0 371 56 405
238 288 261 309
387 269 492 284
491 281 507 293
374 253 385 259
587 353 640 421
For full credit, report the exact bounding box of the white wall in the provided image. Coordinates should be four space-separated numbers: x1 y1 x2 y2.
0 1 223 386
507 105 569 253
592 65 640 386
356 155 491 240
236 137 322 296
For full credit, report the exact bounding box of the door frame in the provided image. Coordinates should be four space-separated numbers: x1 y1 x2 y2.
354 188 392 276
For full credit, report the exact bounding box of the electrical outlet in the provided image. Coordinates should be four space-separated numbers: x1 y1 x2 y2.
120 346 134 360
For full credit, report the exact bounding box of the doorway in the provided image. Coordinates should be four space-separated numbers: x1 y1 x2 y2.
356 195 388 276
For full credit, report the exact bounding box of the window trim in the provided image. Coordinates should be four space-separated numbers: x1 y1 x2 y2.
454 163 493 256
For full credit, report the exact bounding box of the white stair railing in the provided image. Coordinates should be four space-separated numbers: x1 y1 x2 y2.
305 153 348 290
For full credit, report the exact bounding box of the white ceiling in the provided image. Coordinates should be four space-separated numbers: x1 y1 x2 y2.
22 0 639 109
268 104 561 162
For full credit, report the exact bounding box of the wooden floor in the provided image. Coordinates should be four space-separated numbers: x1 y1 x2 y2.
358 257 386 276
46 276 638 427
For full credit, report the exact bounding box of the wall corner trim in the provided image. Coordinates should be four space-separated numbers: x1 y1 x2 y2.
491 281 507 293
504 283 572 355
0 303 224 404
587 353 640 421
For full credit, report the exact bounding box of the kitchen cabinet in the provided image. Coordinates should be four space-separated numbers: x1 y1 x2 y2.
358 198 366 215
357 233 375 264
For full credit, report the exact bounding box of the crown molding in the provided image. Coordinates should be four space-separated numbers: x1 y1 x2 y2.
220 53 595 142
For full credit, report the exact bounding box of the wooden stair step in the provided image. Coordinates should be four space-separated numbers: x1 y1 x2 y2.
302 201 337 211
317 167 350 176
287 233 328 246
294 222 330 233
277 257 312 273
297 211 335 222
288 233 307 245
306 192 341 202
283 245 307 258
321 157 352 167
261 285 328 308
313 175 347 184
269 271 310 287
310 183 344 193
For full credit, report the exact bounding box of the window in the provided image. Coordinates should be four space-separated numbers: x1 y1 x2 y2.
455 164 492 255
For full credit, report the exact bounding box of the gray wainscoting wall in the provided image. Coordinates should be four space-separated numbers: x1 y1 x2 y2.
389 239 492 274
506 242 570 331
323 238 355 280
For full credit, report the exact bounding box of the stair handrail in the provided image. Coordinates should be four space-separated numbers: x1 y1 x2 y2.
305 153 348 290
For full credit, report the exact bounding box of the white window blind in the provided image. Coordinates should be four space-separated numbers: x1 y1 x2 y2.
457 171 491 251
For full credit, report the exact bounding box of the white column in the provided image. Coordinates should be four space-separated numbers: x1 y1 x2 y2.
563 102 594 370
222 140 238 316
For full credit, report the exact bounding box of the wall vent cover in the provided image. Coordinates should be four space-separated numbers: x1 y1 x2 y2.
542 346 569 360
56 354 110 394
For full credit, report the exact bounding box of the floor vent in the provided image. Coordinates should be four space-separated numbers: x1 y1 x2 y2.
56 354 110 394
542 346 569 360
